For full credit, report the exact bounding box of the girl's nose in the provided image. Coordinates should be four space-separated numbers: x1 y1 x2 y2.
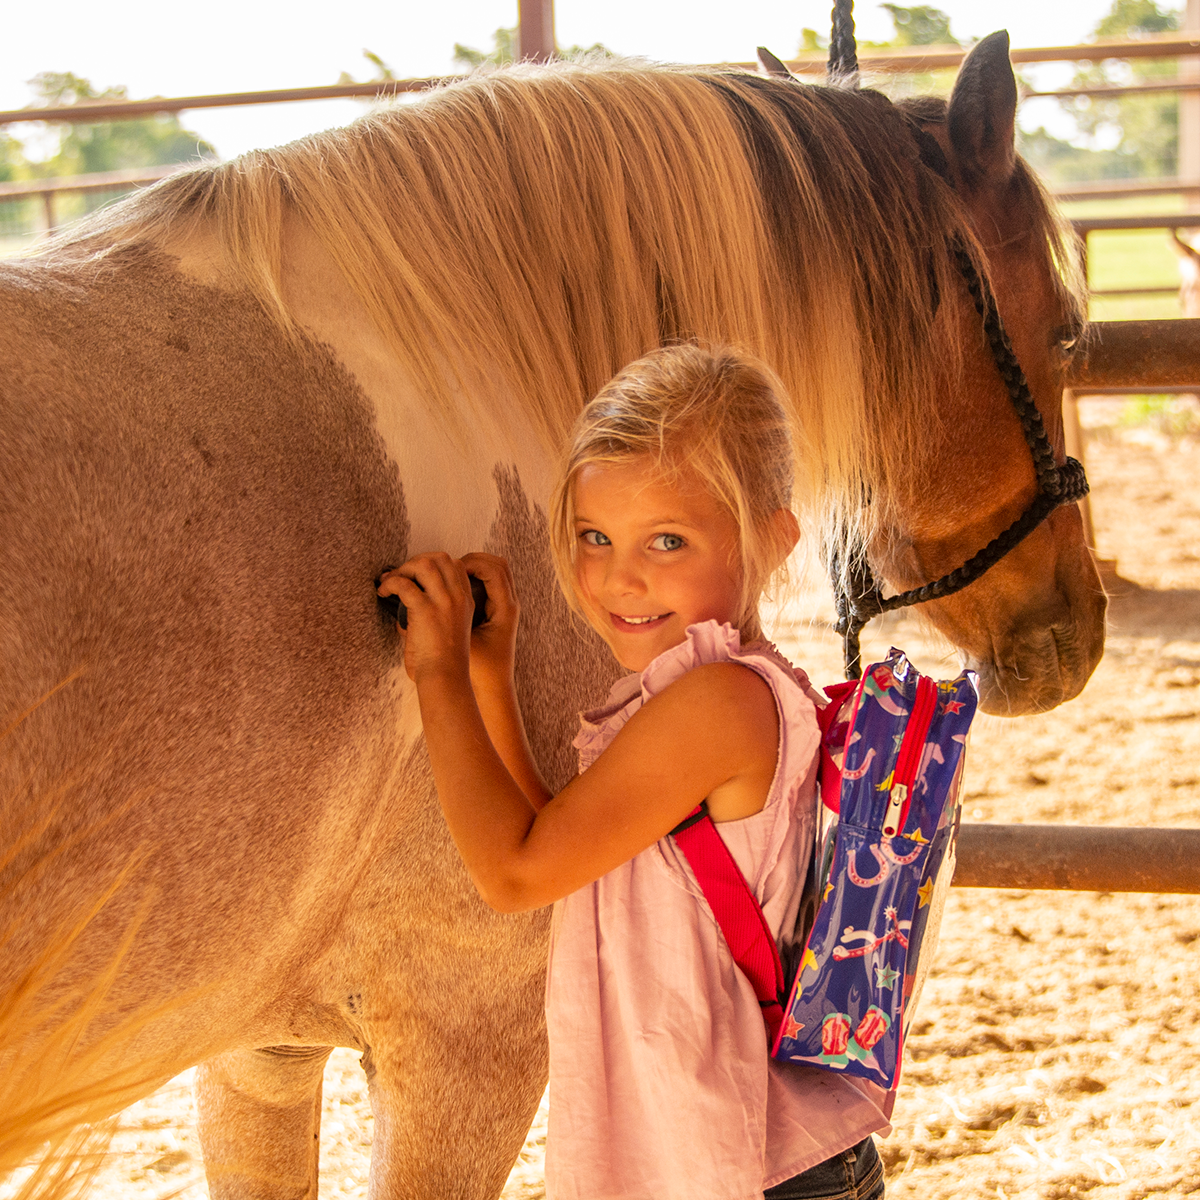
604 553 647 597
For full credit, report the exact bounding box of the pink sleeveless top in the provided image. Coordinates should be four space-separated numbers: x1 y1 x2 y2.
544 621 893 1200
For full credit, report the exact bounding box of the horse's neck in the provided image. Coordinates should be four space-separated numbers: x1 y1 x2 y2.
165 215 555 552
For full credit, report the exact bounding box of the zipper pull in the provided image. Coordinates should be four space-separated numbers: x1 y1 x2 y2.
883 783 907 837
883 673 938 837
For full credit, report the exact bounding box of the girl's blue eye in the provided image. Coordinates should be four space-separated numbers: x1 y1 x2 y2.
651 533 685 551
581 529 611 546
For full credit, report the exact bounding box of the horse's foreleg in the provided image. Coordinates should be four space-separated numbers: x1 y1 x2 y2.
362 1017 546 1199
196 1044 333 1200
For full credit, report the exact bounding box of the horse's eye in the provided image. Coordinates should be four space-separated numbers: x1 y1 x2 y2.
1053 323 1084 363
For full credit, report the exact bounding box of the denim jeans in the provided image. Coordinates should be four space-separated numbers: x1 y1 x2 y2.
763 1136 884 1200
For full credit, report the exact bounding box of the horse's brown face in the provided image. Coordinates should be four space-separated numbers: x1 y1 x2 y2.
877 33 1106 716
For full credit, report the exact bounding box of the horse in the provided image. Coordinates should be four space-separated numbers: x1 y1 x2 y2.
0 32 1104 1198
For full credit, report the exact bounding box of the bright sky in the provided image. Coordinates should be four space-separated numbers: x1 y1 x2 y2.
0 0 1183 160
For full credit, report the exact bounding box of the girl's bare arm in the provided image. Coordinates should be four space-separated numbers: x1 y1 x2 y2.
380 553 551 812
380 554 779 912
459 553 552 812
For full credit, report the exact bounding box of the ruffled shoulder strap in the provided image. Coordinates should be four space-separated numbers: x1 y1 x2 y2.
574 621 823 803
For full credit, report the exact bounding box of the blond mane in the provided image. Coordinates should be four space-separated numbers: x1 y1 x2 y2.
55 58 1080 544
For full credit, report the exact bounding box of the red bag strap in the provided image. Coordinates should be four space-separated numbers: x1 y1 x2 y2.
816 678 861 815
671 801 785 1041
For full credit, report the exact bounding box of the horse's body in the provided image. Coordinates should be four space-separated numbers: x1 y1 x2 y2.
0 39 1104 1198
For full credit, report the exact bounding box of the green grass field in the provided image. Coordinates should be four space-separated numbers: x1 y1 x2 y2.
1061 193 1193 323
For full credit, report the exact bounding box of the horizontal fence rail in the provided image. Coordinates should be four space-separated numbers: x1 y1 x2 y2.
1069 319 1200 388
780 33 1200 75
0 165 193 231
920 315 1200 893
954 824 1200 893
1026 79 1200 100
1055 177 1200 200
0 79 448 126
1071 215 1200 294
1072 213 1200 232
0 165 187 198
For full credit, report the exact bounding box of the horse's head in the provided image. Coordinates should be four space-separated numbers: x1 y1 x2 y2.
874 31 1106 716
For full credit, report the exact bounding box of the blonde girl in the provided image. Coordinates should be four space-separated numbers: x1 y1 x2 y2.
378 344 891 1200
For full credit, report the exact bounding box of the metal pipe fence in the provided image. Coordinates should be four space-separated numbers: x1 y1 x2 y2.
955 318 1200 898
0 78 445 126
782 33 1200 74
3 16 1199 896
0 165 186 232
4 30 1200 227
954 826 1200 893
1070 318 1200 387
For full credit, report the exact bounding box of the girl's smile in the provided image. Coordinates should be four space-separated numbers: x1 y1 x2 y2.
572 457 744 671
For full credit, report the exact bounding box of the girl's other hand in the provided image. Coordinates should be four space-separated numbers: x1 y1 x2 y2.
377 554 474 684
460 552 520 694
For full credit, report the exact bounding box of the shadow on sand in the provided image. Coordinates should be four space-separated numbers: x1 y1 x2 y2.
1105 578 1200 642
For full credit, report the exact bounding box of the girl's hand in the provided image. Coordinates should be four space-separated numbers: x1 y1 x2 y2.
377 553 474 684
460 553 520 695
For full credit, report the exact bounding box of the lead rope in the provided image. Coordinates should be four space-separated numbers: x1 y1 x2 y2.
833 244 1090 679
828 0 860 87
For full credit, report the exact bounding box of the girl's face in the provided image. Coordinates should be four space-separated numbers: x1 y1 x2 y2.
571 456 745 672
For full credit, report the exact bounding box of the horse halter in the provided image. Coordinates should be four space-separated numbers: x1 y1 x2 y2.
823 0 1090 680
832 246 1090 679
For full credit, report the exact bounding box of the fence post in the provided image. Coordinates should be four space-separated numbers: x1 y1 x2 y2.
517 0 556 62
1061 388 1098 550
1182 0 1200 203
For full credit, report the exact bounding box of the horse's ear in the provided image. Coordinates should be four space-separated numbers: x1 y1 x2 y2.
947 30 1017 189
1171 228 1200 264
757 47 795 79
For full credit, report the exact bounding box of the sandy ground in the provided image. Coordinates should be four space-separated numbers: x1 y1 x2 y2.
23 411 1200 1200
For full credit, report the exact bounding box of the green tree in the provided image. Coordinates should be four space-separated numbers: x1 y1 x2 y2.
1095 0 1179 37
454 27 518 68
859 4 960 50
1019 0 1181 184
1056 0 1180 178
0 132 33 239
851 5 961 98
879 4 959 47
0 132 25 185
0 72 217 239
337 49 397 85
1015 126 1134 182
29 72 216 178
452 25 612 69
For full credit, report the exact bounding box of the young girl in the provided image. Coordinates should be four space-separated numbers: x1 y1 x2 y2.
378 344 891 1200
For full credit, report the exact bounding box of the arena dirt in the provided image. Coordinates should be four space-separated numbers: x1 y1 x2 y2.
36 415 1200 1200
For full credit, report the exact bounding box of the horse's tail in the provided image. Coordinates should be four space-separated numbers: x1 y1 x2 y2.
0 696 198 1200
0 858 196 1200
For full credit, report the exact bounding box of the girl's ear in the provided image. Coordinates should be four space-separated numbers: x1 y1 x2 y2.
771 508 801 564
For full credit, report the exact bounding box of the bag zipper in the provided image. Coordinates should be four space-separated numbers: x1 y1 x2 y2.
881 675 938 837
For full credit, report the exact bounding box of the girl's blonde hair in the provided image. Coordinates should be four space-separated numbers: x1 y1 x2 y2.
549 343 796 641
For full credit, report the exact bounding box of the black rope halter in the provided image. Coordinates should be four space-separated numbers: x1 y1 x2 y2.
824 0 1090 679
833 246 1090 679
